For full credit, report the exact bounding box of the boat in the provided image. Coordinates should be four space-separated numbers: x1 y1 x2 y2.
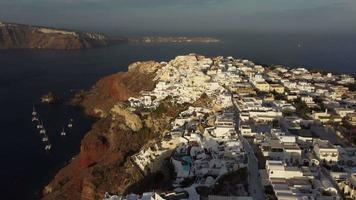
61 127 66 136
41 91 60 104
40 128 46 134
32 116 38 122
32 105 37 116
37 121 43 129
38 121 44 129
45 144 52 151
42 136 48 142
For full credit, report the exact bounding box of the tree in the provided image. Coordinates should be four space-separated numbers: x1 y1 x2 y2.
294 99 311 119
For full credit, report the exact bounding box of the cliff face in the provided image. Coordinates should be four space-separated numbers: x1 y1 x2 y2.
72 61 161 117
0 22 110 50
42 61 187 200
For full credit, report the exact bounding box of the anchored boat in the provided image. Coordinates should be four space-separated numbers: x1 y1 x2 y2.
32 105 37 116
45 144 52 151
42 136 48 142
68 118 74 128
32 116 38 122
39 128 46 134
61 127 66 136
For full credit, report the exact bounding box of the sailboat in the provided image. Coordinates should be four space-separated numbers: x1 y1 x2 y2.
61 127 66 136
42 135 48 142
32 105 37 116
40 128 46 134
45 144 52 151
38 121 44 130
32 116 38 122
68 118 74 128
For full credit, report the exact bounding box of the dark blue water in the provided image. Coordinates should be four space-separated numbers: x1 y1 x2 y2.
0 32 355 200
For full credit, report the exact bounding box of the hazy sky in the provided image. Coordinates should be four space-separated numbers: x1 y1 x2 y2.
1 0 356 35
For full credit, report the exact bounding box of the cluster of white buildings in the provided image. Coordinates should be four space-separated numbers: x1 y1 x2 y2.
258 132 356 200
128 55 229 109
105 54 356 200
216 56 356 199
170 110 247 188
254 129 343 199
122 55 254 200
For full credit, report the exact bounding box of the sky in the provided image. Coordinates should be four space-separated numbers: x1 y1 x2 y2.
1 0 356 35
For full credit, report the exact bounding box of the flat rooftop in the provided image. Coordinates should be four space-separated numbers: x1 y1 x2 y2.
283 142 300 150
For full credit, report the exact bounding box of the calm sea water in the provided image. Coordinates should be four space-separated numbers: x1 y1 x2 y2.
0 32 355 200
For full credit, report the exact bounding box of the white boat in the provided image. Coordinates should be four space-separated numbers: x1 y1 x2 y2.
61 127 66 136
38 121 44 129
32 105 37 116
40 129 46 134
42 136 48 142
32 116 38 122
45 144 52 151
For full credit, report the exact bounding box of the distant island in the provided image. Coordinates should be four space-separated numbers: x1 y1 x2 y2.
0 21 220 50
128 36 220 43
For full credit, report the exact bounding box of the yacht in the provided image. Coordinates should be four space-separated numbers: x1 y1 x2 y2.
40 128 46 134
68 118 74 128
37 121 44 129
45 144 52 151
61 127 66 136
32 116 38 122
32 105 37 116
42 136 48 142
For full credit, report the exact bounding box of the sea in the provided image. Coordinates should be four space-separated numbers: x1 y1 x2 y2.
0 32 355 200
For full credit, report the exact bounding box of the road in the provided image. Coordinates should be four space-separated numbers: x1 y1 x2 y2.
240 135 265 200
232 94 264 199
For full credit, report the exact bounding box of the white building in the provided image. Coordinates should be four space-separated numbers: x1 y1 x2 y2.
313 139 339 163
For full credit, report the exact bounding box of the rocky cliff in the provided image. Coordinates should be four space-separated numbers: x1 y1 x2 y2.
42 61 191 200
0 22 111 50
